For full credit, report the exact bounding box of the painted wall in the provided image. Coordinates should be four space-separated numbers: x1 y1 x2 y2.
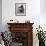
40 0 46 14
0 0 2 32
40 0 46 31
2 0 46 46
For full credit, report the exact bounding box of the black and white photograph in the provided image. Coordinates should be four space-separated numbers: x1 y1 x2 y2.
15 3 26 16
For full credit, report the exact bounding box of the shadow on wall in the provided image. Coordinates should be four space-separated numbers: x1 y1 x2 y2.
0 0 2 32
40 0 46 14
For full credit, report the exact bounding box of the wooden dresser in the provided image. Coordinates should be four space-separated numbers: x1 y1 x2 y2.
7 23 34 46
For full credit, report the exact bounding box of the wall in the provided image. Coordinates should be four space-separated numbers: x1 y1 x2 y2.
40 0 46 31
40 0 46 14
2 0 46 46
0 0 2 32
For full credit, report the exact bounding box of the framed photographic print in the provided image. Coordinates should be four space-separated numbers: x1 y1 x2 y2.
15 3 26 16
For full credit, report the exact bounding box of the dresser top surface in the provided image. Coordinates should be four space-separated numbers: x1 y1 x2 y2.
7 23 34 25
